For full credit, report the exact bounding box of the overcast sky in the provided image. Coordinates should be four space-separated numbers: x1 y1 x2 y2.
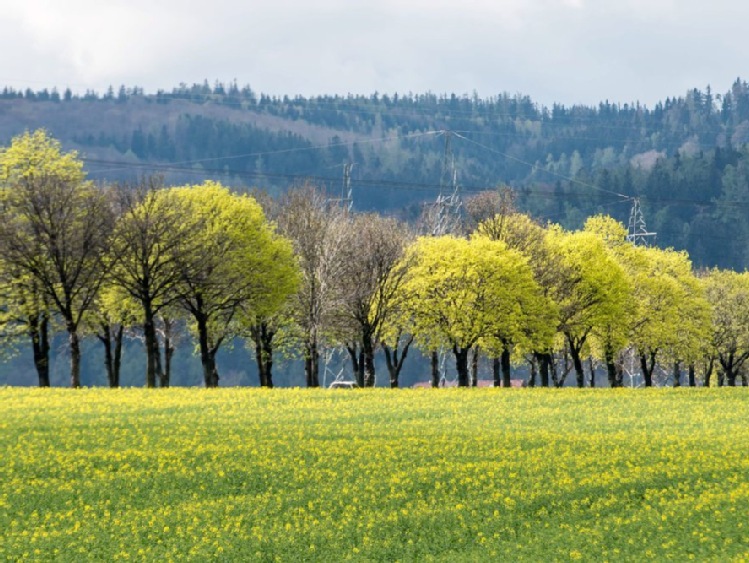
1 0 747 108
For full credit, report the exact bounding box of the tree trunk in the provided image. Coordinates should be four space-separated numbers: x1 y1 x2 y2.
113 324 123 388
721 353 738 387
29 312 50 387
251 321 276 388
588 357 596 388
567 335 585 388
255 330 267 387
305 335 320 388
68 323 81 388
672 361 681 388
100 324 114 387
144 304 158 388
347 344 365 387
470 347 479 387
492 357 501 387
640 351 657 387
383 336 412 389
362 332 376 388
688 363 696 387
537 352 550 388
197 314 218 387
453 346 470 387
704 359 714 387
431 350 440 388
527 356 537 388
160 322 173 389
501 345 512 388
604 346 618 388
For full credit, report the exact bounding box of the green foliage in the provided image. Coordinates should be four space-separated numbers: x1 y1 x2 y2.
703 269 749 383
3 388 749 560
400 236 547 353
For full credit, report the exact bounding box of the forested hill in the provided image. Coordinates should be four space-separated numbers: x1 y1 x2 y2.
2 79 749 269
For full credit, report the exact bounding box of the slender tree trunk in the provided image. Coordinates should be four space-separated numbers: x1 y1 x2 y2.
588 357 596 388
68 323 82 388
197 314 218 387
567 338 585 388
501 345 512 388
431 350 440 388
305 334 320 388
346 344 364 387
252 321 275 388
528 356 537 388
383 337 412 389
640 354 650 387
725 356 736 387
537 352 550 388
640 351 657 387
160 322 173 389
605 346 618 388
704 359 714 387
362 332 376 388
29 313 50 387
261 324 273 388
688 363 696 387
492 357 501 387
673 361 681 388
100 324 114 387
144 303 158 388
470 347 479 387
453 346 470 387
255 331 268 387
113 324 123 388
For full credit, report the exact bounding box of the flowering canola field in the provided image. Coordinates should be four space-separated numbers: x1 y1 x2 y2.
1 388 748 561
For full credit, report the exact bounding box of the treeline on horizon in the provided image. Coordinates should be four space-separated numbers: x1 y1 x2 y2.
1 79 749 272
2 130 749 391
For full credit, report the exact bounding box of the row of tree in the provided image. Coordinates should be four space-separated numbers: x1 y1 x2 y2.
1 131 748 388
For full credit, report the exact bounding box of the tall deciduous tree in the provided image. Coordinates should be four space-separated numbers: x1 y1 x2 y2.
108 179 202 388
0 130 113 387
401 236 544 386
333 213 413 387
475 211 557 386
171 182 298 387
703 269 749 386
0 268 51 386
277 186 347 387
544 226 630 388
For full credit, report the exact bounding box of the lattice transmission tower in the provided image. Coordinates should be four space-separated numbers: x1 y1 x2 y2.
626 198 656 246
431 131 462 236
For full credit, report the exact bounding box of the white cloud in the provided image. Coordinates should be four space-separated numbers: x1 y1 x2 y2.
1 0 749 107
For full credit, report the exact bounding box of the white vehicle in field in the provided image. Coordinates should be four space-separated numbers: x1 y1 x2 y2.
328 380 359 389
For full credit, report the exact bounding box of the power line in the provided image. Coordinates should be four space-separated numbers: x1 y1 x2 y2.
452 131 632 201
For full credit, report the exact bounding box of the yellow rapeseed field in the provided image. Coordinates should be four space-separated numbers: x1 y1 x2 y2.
1 387 748 561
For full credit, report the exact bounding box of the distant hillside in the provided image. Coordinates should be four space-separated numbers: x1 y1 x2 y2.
2 80 749 269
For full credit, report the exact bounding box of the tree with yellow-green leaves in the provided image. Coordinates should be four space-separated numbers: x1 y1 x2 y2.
400 235 546 387
703 269 749 386
169 182 299 387
0 264 52 386
474 211 557 386
0 130 113 388
108 179 204 388
543 226 631 388
584 215 710 387
626 246 709 387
